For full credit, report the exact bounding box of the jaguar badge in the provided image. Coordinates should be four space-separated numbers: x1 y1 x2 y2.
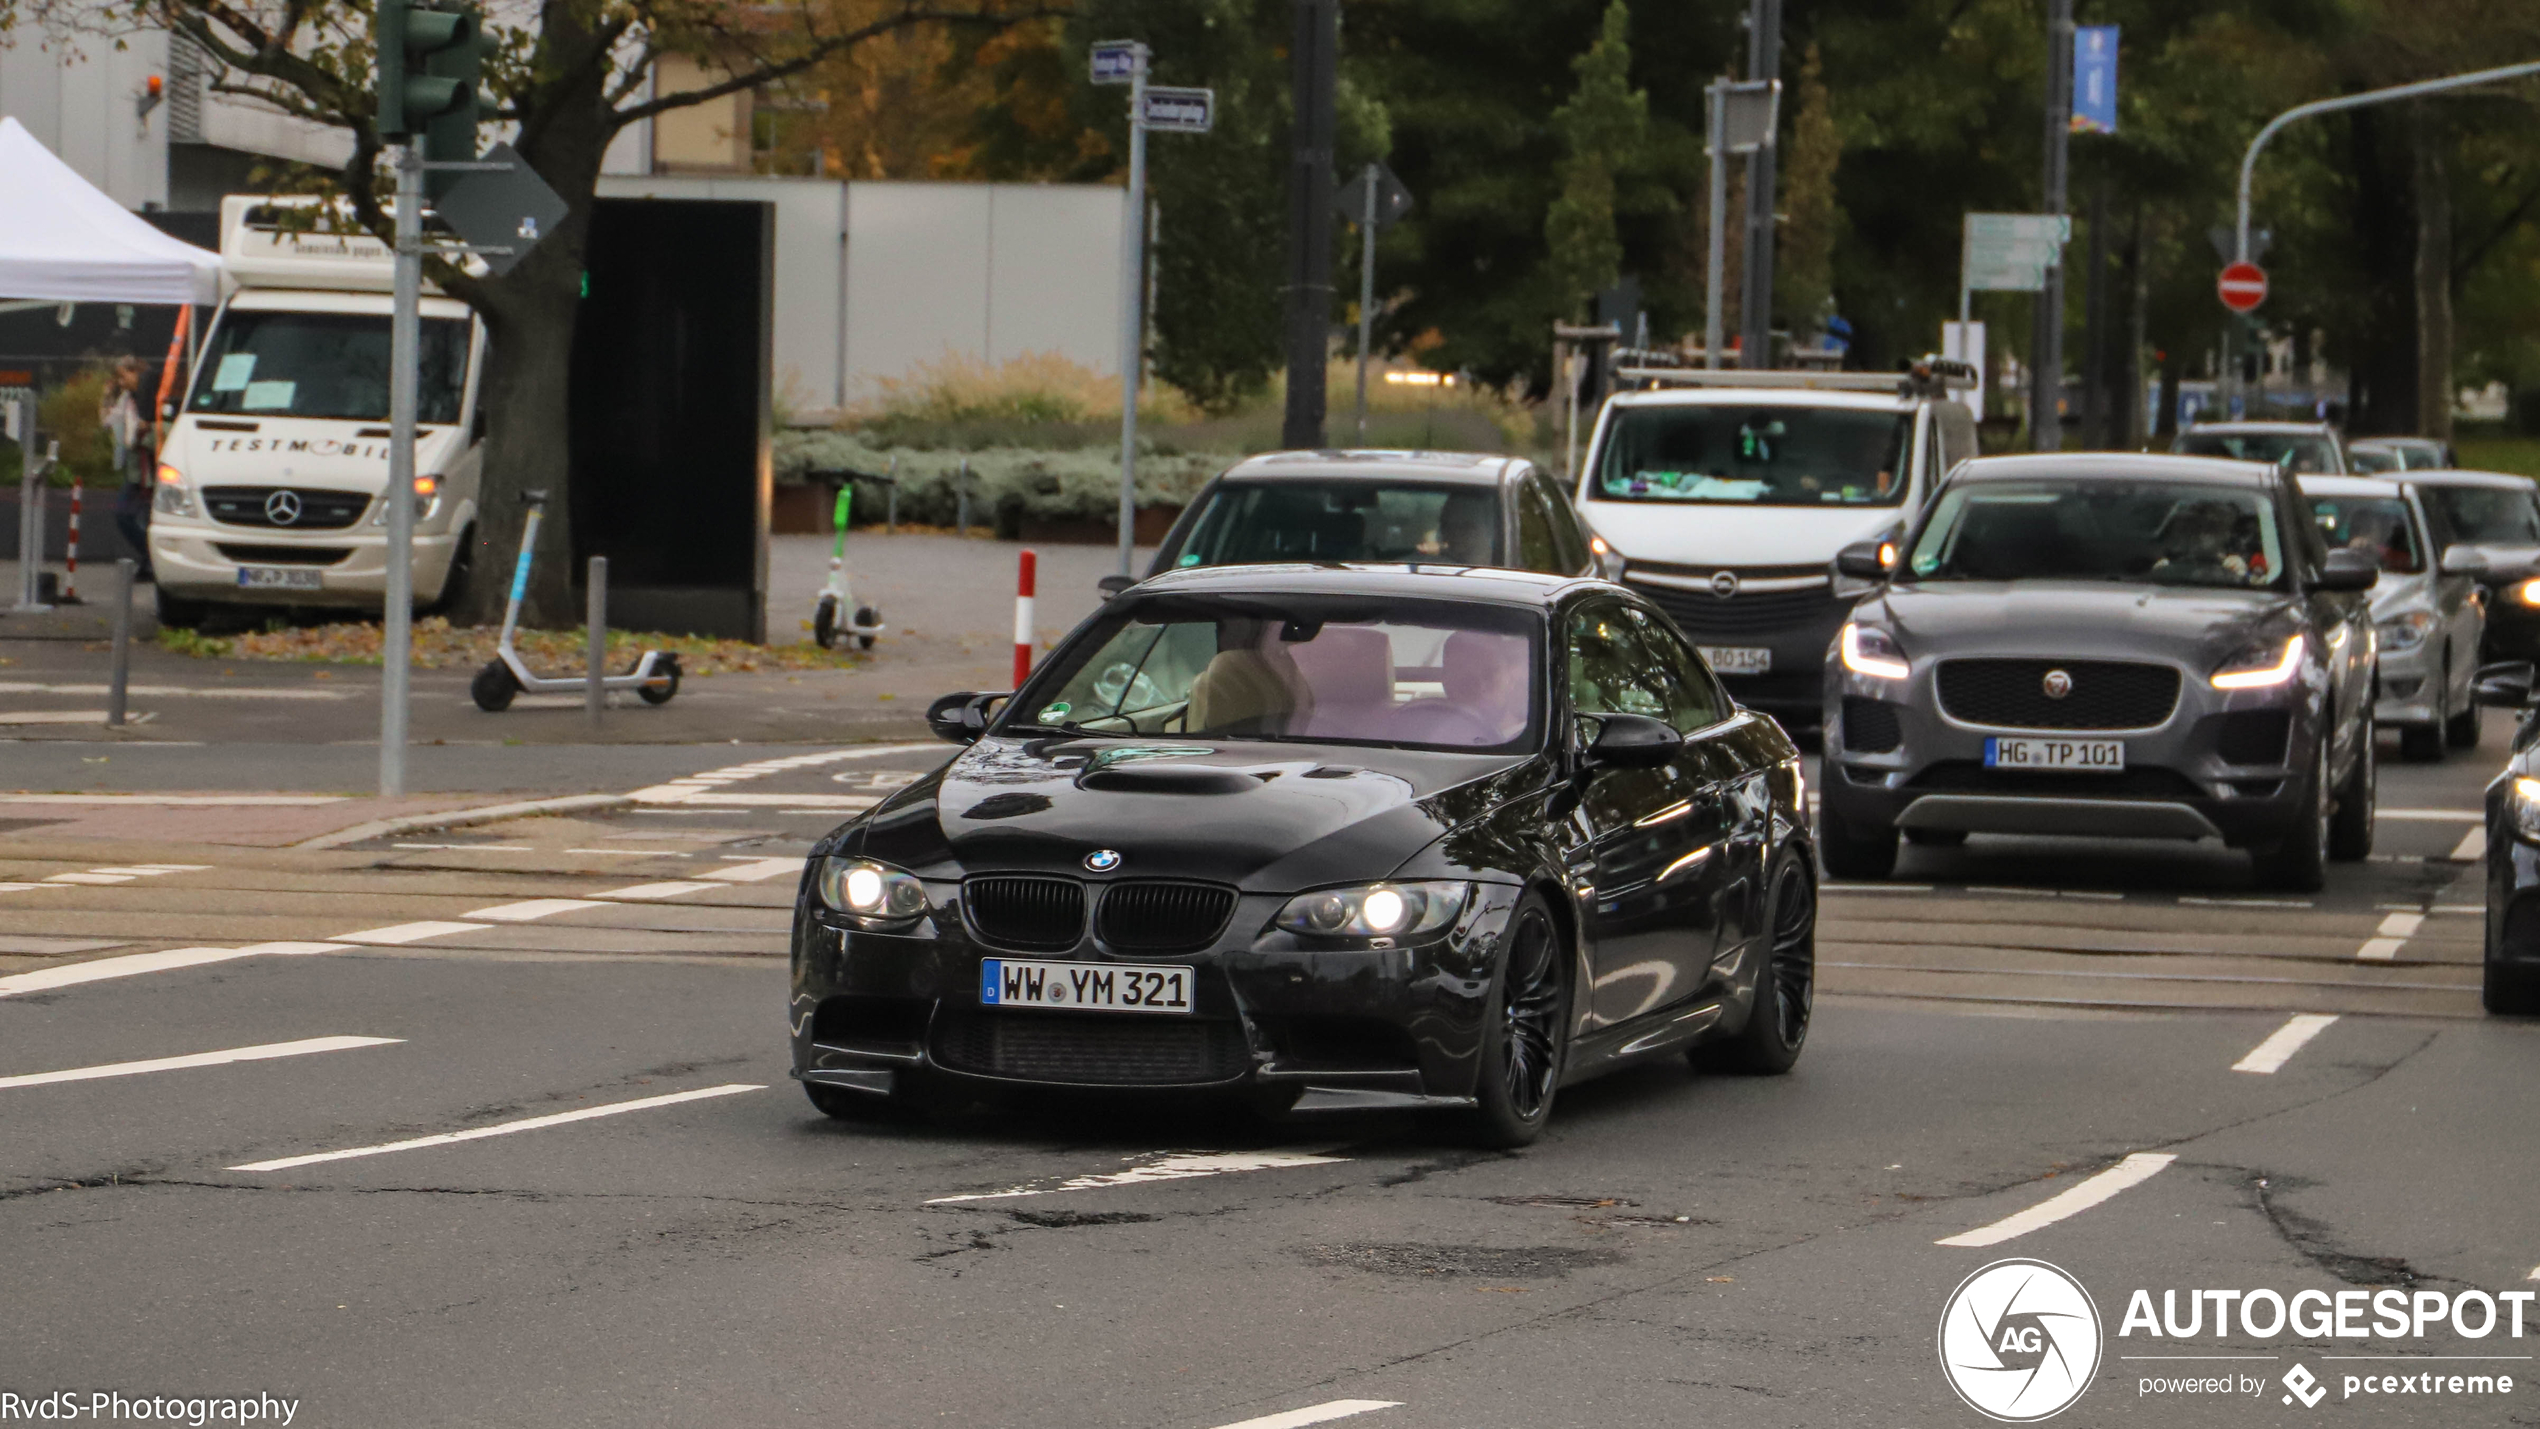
2041 669 2073 700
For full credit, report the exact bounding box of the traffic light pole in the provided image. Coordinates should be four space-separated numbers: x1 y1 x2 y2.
381 142 422 798
1114 56 1147 582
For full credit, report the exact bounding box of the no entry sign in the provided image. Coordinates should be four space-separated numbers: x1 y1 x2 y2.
2218 261 2268 313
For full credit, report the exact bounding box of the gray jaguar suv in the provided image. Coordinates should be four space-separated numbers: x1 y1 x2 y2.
1818 453 2381 890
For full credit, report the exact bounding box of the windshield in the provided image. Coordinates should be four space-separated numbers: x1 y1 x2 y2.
1908 479 2287 590
1171 482 1500 568
2349 447 2401 473
1014 595 1540 752
2425 484 2540 544
2171 429 2338 474
191 310 469 424
2308 495 2421 573
1593 405 1913 506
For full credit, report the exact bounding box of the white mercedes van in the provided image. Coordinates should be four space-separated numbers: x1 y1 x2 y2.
1572 363 1978 724
147 196 485 627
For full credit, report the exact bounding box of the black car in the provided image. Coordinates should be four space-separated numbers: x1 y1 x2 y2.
2476 662 2540 1014
1820 454 2381 890
1123 452 1607 589
791 565 1813 1146
2408 471 2540 661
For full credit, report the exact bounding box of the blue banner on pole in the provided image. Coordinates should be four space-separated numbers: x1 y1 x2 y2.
2073 25 2118 134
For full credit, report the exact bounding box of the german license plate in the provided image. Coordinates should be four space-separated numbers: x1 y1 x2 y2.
1984 737 2125 771
980 958 1193 1014
236 565 323 591
1699 645 1772 676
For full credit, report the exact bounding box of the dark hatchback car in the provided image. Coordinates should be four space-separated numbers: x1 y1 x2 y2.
2409 471 2540 661
2476 665 2540 1013
1126 451 1605 587
791 566 1812 1146
1821 454 2380 890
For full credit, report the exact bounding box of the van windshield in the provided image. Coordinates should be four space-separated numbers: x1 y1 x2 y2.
191 310 469 424
1593 405 1913 506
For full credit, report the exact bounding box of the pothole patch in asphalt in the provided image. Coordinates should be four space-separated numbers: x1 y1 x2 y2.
1007 1208 1160 1229
1303 1242 1623 1279
1487 1194 1637 1209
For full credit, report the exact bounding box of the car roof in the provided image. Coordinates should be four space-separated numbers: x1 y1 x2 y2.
2294 473 2408 499
1216 450 1517 488
1948 451 2281 489
1604 387 1912 413
1129 562 1598 609
2178 421 2336 436
2349 436 2441 451
2402 469 2538 491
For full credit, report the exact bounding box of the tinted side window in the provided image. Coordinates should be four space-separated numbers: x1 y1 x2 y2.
1566 602 1670 720
1534 475 1593 573
1516 482 1564 572
1627 607 1726 730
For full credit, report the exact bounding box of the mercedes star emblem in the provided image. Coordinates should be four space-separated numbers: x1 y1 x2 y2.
1708 570 1740 599
263 490 303 526
2042 668 2074 700
1084 849 1123 873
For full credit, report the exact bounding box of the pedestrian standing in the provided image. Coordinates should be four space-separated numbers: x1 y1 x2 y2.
100 355 153 581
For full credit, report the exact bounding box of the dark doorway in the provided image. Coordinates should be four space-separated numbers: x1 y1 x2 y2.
569 198 771 640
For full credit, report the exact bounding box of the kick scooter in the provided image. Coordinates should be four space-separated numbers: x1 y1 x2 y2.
808 464 888 651
470 489 680 712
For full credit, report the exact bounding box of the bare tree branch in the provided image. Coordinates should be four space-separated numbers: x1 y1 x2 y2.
610 0 1059 130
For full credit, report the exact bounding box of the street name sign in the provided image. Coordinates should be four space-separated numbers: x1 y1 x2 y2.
1090 40 1145 85
1140 86 1215 134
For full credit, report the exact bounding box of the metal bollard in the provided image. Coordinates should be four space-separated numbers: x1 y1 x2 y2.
586 555 607 727
886 455 899 533
106 558 135 728
955 458 971 536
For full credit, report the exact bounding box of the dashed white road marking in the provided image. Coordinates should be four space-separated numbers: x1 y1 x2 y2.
1206 1402 1401 1429
598 880 723 900
0 941 338 998
0 793 344 805
43 872 133 885
2232 1014 2338 1074
41 863 213 886
464 899 608 923
2377 808 2484 821
2452 827 2488 862
703 857 803 883
1822 883 1937 894
2179 896 2312 908
228 1082 764 1172
926 1148 1350 1204
0 1036 401 1090
627 744 938 807
330 921 490 946
1935 1152 2177 1247
2378 912 2424 938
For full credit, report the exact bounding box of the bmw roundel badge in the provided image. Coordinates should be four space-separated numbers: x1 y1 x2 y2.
1084 849 1123 873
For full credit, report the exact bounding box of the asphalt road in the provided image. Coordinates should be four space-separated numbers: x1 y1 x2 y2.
3 735 2531 1427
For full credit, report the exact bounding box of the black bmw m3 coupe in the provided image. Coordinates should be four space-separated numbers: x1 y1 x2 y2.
790 565 1815 1146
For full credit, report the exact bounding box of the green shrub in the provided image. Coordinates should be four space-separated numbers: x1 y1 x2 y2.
774 431 1235 529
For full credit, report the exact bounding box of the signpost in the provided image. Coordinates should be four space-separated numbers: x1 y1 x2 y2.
2218 261 2268 314
1338 161 1413 440
1703 78 1780 369
2072 25 2118 134
1092 40 1211 580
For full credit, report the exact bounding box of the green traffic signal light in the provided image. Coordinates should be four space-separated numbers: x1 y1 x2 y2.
376 0 481 140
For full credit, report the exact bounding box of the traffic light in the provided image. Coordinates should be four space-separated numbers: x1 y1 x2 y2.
377 0 483 195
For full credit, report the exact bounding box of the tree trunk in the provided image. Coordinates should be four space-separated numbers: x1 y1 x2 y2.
2119 201 2145 449
2155 343 2182 438
2079 180 2109 449
2414 103 2455 442
2347 105 2418 436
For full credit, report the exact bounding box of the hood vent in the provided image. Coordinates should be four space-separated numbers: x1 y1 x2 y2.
1077 763 1263 795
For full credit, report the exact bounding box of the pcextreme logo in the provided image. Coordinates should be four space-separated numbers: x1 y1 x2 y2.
1938 1259 2104 1422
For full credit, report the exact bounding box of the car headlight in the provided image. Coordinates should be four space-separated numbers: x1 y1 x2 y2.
2375 610 2435 653
152 461 196 517
2513 777 2540 843
2211 633 2306 690
1274 881 1471 941
1839 622 1910 680
2519 578 2540 607
815 856 930 924
369 475 442 526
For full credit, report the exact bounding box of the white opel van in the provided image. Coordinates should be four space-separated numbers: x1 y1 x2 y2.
1572 363 1979 724
147 196 486 627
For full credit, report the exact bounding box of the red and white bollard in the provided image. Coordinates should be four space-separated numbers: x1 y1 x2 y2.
1013 549 1037 689
61 478 80 603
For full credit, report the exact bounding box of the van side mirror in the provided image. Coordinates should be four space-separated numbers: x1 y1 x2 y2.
925 691 1007 744
1834 540 1892 581
2440 545 2490 576
2316 548 2379 591
1097 575 1135 598
2474 661 2536 709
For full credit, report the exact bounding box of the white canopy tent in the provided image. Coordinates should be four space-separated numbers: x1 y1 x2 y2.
0 115 221 304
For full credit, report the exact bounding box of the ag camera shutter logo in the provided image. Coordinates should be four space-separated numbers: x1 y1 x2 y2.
1939 1259 2103 1421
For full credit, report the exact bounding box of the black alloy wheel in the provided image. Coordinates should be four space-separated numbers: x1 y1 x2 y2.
1698 854 1815 1075
1466 891 1569 1149
2329 717 2375 862
2252 736 2330 892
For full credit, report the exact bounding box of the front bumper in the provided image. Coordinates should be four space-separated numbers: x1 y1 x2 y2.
150 517 460 609
1822 656 2320 849
2373 637 2439 729
788 880 1522 1107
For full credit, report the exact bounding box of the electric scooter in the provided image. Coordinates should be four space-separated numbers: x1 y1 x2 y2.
470 490 680 712
808 465 888 651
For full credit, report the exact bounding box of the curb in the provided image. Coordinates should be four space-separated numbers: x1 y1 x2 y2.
292 793 634 850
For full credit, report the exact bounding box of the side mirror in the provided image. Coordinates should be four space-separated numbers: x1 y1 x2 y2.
2474 661 2536 709
2316 547 2379 592
1833 539 1892 581
924 690 1007 745
1097 574 1135 598
2440 545 2490 576
1582 712 1683 770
